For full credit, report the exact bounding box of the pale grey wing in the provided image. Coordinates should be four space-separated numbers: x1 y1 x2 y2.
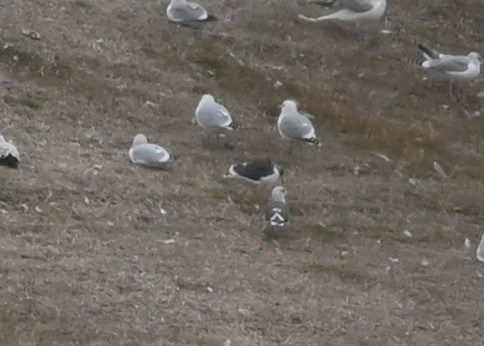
336 0 373 12
279 114 315 139
427 56 470 72
131 144 170 165
0 142 19 159
264 201 289 226
170 3 207 21
197 103 232 128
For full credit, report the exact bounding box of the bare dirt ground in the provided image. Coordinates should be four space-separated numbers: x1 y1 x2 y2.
1 0 484 345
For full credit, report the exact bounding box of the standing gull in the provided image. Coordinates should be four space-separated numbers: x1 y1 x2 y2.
277 100 320 146
263 186 290 231
166 0 217 23
415 43 481 96
298 0 386 23
223 158 284 185
195 94 238 147
0 135 20 168
128 134 171 168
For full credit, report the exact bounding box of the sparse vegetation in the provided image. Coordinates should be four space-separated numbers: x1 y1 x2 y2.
1 0 483 345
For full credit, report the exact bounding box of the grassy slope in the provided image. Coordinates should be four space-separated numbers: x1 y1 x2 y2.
1 0 484 345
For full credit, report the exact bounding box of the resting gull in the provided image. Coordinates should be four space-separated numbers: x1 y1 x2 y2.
298 0 386 23
166 0 217 23
416 43 481 97
128 134 171 168
264 186 289 230
417 44 481 80
277 100 320 146
0 134 20 168
223 158 284 185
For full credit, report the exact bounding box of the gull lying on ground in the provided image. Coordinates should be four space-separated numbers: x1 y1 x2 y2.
416 43 481 96
417 44 481 80
129 134 171 168
166 0 217 23
0 134 20 168
223 158 284 185
298 0 386 23
277 100 320 146
264 186 289 231
195 94 238 132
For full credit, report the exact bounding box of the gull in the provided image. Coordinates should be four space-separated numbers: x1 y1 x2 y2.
195 94 238 147
166 0 217 24
223 158 284 185
128 134 171 168
416 43 481 97
263 186 289 232
298 0 386 23
477 234 484 263
277 100 320 146
0 134 20 168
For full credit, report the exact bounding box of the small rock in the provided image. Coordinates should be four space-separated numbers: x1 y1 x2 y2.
389 257 399 263
402 229 413 237
273 80 283 88
421 259 430 267
379 29 392 35
374 153 392 163
433 161 448 178
207 286 214 293
442 104 450 110
408 178 416 186
465 238 471 249
21 28 41 40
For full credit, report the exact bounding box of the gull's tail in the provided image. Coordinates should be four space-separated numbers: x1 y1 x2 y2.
407 57 425 68
0 155 19 168
227 120 239 130
417 43 440 60
298 13 335 22
302 137 321 146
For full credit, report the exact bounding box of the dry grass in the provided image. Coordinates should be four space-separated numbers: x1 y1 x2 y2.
1 0 484 345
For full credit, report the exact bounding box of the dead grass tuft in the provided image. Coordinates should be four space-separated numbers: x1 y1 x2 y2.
0 40 43 72
3 93 45 110
302 262 375 286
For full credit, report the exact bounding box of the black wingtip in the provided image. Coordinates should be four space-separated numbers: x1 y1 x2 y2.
228 121 239 130
310 0 334 7
205 14 218 22
0 155 19 168
417 43 438 59
303 137 320 146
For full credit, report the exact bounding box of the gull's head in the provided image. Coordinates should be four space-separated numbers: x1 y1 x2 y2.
271 185 287 202
281 99 298 113
132 133 148 146
468 52 482 62
200 94 215 104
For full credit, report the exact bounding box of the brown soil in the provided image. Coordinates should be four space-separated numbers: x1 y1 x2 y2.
1 0 484 345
